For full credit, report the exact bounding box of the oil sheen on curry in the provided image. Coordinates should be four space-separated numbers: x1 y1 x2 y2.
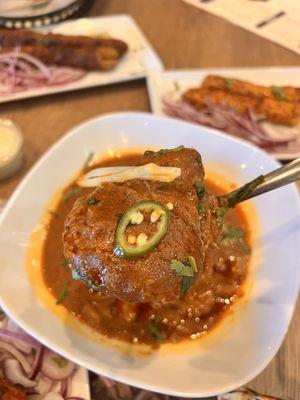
42 147 251 347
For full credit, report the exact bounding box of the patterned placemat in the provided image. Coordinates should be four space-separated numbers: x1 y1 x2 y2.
182 0 300 56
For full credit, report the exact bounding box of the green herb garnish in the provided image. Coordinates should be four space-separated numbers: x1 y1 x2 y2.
271 86 287 100
145 145 185 158
181 276 194 297
171 257 197 297
87 197 100 206
195 181 205 216
196 181 205 199
51 356 68 368
188 256 197 272
49 210 59 217
170 260 194 277
56 286 68 305
82 151 94 170
148 323 163 344
61 258 68 269
215 206 228 224
174 81 181 91
61 186 83 202
224 78 233 90
220 225 251 254
222 175 264 209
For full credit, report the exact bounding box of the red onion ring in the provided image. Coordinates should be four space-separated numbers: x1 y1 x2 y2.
162 91 300 156
0 328 39 348
0 340 32 374
30 345 45 380
0 50 86 95
41 350 75 381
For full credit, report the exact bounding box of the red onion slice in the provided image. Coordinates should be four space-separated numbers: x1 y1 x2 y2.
43 392 64 400
3 358 36 388
0 328 39 349
41 350 75 381
0 340 32 374
162 91 300 156
0 50 86 95
31 345 45 380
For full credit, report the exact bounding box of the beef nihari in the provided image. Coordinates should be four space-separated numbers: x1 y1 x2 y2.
42 147 256 346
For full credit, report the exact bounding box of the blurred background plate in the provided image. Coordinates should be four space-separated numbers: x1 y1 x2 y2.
0 0 85 28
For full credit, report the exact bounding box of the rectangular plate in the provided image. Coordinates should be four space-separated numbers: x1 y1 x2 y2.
0 15 163 104
146 67 300 160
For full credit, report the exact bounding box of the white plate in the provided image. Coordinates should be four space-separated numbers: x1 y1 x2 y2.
0 113 299 398
0 15 163 104
146 68 300 160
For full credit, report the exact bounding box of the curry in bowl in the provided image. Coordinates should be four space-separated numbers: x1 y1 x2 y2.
38 146 253 348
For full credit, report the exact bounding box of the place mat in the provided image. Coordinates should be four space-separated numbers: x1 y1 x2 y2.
182 0 300 56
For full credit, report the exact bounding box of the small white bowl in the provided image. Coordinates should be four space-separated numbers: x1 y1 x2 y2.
0 113 299 397
0 119 23 180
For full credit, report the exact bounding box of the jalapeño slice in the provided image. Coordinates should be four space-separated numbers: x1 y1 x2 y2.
114 200 170 259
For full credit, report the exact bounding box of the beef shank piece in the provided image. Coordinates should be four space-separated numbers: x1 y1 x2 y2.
63 148 220 306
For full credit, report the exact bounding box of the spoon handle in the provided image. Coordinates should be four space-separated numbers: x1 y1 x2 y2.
245 157 300 200
223 157 300 206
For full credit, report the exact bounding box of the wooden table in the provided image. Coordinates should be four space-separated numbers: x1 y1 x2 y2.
0 1 299 398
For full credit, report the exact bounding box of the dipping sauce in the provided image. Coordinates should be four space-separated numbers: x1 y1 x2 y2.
0 119 23 180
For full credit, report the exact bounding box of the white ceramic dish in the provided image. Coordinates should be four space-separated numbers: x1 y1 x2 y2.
0 15 163 104
146 68 300 160
0 113 299 398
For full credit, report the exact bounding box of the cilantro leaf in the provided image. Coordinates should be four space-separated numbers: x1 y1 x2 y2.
61 187 83 202
181 276 194 297
272 86 287 100
87 197 100 206
148 323 163 344
170 260 194 277
82 152 94 170
51 356 68 368
56 286 68 305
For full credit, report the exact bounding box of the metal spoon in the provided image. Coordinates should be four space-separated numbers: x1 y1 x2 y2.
221 157 300 206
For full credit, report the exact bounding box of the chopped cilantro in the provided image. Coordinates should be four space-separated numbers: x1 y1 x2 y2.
82 152 94 170
87 197 100 206
145 145 185 158
49 210 59 217
223 175 264 208
195 181 205 216
171 257 198 297
181 276 194 297
61 187 83 202
170 259 194 277
220 225 251 254
224 78 233 90
188 256 198 272
271 86 287 100
215 206 228 224
51 356 68 368
148 323 163 344
56 286 68 305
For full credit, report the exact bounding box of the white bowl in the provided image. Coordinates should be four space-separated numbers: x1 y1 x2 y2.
0 112 299 397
